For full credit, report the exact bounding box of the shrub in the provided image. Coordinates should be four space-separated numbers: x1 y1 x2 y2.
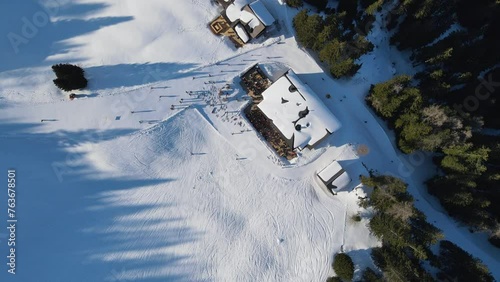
326 277 342 282
332 253 354 281
52 63 88 91
351 214 362 222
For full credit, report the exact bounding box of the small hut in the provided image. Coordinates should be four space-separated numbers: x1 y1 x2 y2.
317 161 352 192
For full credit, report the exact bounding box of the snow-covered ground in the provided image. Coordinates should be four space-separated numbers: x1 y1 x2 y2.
0 0 498 281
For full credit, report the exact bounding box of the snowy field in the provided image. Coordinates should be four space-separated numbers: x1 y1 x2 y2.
0 0 499 281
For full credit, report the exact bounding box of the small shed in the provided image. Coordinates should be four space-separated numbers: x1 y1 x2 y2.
249 0 275 27
235 23 250 43
223 0 275 42
257 69 342 150
317 161 351 192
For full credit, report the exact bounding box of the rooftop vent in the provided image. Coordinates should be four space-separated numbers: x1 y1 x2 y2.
295 124 302 131
289 85 297 92
298 106 309 118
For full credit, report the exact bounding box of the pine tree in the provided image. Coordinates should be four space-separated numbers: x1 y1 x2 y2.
363 0 385 15
293 11 324 49
390 0 456 50
367 75 416 119
329 58 360 78
348 35 374 58
441 144 489 176
286 0 304 8
319 39 345 65
51 64 88 91
332 253 354 281
303 0 328 11
456 0 496 29
337 0 359 26
395 113 432 153
360 268 383 282
371 245 434 282
437 240 494 282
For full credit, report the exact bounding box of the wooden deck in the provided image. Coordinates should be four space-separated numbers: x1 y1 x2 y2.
241 66 296 160
209 15 245 48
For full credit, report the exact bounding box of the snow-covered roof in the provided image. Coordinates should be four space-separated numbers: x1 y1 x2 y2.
225 3 243 23
330 171 351 190
249 0 275 26
241 5 266 37
240 9 261 30
317 161 351 190
234 24 250 43
224 1 274 38
257 70 342 149
318 161 343 183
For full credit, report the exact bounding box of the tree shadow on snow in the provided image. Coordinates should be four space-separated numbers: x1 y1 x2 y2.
0 120 206 282
343 248 378 279
57 2 111 18
0 1 133 72
85 62 202 90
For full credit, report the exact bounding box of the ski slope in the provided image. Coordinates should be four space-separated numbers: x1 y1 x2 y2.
0 0 498 281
